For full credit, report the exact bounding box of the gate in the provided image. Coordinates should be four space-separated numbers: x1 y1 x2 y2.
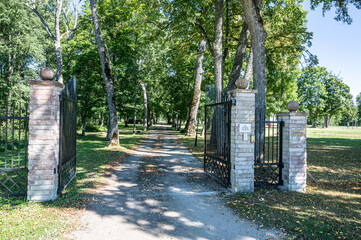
58 78 77 194
0 104 29 196
254 119 284 186
204 96 234 186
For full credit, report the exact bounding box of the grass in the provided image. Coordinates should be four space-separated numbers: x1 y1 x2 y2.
177 125 361 239
0 123 147 240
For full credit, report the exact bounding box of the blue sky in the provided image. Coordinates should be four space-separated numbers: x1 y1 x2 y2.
303 1 361 102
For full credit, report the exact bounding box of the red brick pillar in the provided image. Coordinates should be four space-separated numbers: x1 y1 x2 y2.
27 80 64 201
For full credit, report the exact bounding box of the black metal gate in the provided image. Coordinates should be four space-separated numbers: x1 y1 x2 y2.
254 119 284 186
204 96 234 187
0 104 29 197
58 77 77 194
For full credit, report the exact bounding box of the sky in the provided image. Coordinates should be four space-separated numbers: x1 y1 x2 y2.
303 1 361 102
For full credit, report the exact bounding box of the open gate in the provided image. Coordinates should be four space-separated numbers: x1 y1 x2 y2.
254 119 284 186
58 78 77 194
204 96 234 187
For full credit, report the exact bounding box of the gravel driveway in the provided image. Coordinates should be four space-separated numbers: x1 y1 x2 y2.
71 124 284 240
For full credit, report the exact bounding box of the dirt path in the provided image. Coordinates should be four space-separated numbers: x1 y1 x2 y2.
71 124 284 240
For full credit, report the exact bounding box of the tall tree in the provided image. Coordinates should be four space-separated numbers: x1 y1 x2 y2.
298 66 327 127
185 39 206 136
25 0 80 84
241 0 267 161
90 0 119 146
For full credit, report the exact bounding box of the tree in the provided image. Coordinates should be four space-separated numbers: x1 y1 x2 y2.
90 0 119 146
356 93 361 124
310 0 361 24
298 66 327 127
185 40 206 136
0 0 46 108
322 73 352 128
25 0 81 84
241 0 267 161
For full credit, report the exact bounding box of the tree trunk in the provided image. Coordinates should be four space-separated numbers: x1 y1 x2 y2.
124 115 129 127
90 0 119 146
213 0 225 155
185 40 206 136
241 0 267 162
213 0 224 103
139 80 148 131
324 115 331 128
227 22 250 90
311 118 317 128
81 114 86 136
133 85 137 135
244 48 253 84
55 0 63 84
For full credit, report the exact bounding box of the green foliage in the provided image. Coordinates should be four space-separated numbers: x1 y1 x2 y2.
310 0 361 24
298 65 352 127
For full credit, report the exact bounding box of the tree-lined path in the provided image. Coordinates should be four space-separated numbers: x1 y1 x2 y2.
71 124 283 240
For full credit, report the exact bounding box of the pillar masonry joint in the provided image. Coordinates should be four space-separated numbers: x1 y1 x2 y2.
229 89 257 193
277 112 308 192
27 80 64 201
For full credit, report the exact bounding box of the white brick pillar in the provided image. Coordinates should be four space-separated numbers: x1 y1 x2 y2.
277 111 308 192
229 89 257 193
27 80 64 201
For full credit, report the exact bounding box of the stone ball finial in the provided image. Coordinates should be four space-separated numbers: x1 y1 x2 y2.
287 101 299 112
235 78 249 89
39 67 55 80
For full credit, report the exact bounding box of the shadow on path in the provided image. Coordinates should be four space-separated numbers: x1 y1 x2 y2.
71 124 283 240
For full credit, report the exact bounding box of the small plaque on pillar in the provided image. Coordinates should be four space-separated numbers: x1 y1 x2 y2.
238 124 251 133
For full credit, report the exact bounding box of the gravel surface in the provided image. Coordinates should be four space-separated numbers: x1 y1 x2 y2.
71 124 284 240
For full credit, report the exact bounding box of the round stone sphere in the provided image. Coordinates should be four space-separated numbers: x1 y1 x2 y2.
39 67 55 80
235 78 249 89
287 101 299 112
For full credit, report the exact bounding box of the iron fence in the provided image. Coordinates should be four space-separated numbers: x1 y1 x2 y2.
0 104 29 196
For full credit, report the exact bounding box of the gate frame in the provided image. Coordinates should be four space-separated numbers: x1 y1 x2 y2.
253 119 284 187
58 77 77 195
204 97 234 187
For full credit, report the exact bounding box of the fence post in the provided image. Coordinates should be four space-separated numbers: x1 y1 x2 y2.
277 101 308 192
27 80 64 201
229 89 257 193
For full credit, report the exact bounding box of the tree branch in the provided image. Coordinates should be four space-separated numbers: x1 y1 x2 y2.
24 3 55 41
194 21 213 54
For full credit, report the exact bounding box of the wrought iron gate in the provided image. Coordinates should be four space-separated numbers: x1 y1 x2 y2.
0 104 29 197
254 119 284 186
204 96 234 186
58 78 77 194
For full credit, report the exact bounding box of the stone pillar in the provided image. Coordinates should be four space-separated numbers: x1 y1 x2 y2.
277 108 308 192
27 80 64 201
229 89 257 193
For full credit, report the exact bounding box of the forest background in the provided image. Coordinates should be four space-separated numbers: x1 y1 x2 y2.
1 0 360 140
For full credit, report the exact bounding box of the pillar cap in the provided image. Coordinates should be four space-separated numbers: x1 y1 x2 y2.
277 112 309 117
28 80 64 89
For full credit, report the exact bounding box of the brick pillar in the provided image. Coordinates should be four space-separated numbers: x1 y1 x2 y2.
27 80 64 201
277 111 308 192
229 89 257 193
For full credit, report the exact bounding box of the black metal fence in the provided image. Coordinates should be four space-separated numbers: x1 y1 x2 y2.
58 78 77 195
0 104 29 196
254 119 284 186
204 96 234 187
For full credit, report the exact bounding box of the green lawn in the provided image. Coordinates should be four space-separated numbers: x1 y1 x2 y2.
177 125 361 239
0 123 147 240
